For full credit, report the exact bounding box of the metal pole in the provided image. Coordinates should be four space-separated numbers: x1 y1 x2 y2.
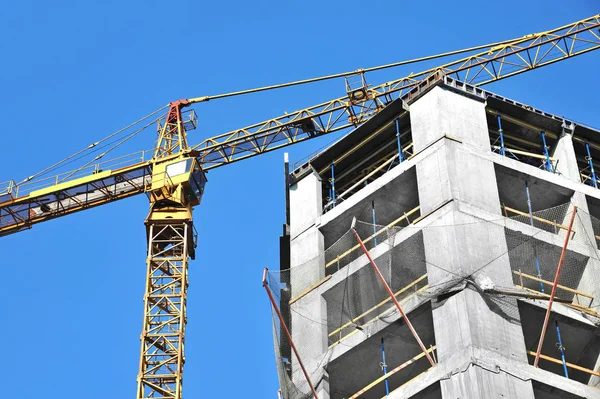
284 153 290 225
585 143 598 188
395 119 404 163
380 338 390 397
328 180 333 209
497 114 505 156
541 131 553 173
372 200 377 247
351 225 436 367
262 268 320 399
330 163 336 208
525 182 545 293
555 320 569 378
533 207 577 368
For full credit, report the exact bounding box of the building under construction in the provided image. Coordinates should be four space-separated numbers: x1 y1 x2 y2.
266 75 600 398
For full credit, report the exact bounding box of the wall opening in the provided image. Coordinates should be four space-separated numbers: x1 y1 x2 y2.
327 302 435 399
519 301 600 386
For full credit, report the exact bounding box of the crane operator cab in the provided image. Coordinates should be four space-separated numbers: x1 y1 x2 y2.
145 155 207 259
147 155 207 210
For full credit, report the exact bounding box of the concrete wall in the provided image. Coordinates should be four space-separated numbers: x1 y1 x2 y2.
288 169 329 397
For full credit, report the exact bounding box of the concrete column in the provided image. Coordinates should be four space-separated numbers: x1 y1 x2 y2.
289 291 329 398
410 86 535 398
411 86 501 216
414 138 503 216
289 169 322 239
290 228 325 297
289 169 326 297
411 85 490 153
288 170 329 397
424 211 534 398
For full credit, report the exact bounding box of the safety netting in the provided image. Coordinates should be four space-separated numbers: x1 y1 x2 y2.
267 201 600 399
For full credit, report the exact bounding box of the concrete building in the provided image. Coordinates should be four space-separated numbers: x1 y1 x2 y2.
273 75 600 399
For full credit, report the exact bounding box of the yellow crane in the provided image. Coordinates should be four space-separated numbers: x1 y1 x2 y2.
1 14 599 399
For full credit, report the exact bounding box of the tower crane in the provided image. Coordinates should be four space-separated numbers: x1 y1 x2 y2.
0 14 599 399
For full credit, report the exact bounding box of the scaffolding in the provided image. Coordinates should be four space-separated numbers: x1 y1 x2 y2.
266 200 600 398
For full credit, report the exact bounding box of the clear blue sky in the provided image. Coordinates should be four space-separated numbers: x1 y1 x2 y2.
0 1 598 398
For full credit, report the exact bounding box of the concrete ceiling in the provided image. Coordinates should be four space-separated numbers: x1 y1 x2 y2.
495 164 574 212
320 166 419 249
532 380 585 399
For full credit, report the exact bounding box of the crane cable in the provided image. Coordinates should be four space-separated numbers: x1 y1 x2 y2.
57 116 164 183
186 33 541 104
15 19 580 186
16 38 496 187
18 104 169 185
186 14 600 104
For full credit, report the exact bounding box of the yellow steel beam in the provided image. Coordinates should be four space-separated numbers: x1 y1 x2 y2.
491 146 557 161
0 162 152 237
29 170 113 197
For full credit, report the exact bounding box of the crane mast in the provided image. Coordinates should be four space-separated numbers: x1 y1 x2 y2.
0 13 598 399
137 101 206 398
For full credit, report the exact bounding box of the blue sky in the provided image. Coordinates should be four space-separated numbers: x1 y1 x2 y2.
0 1 598 398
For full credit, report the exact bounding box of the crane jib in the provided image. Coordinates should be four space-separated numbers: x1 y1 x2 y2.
0 163 152 236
